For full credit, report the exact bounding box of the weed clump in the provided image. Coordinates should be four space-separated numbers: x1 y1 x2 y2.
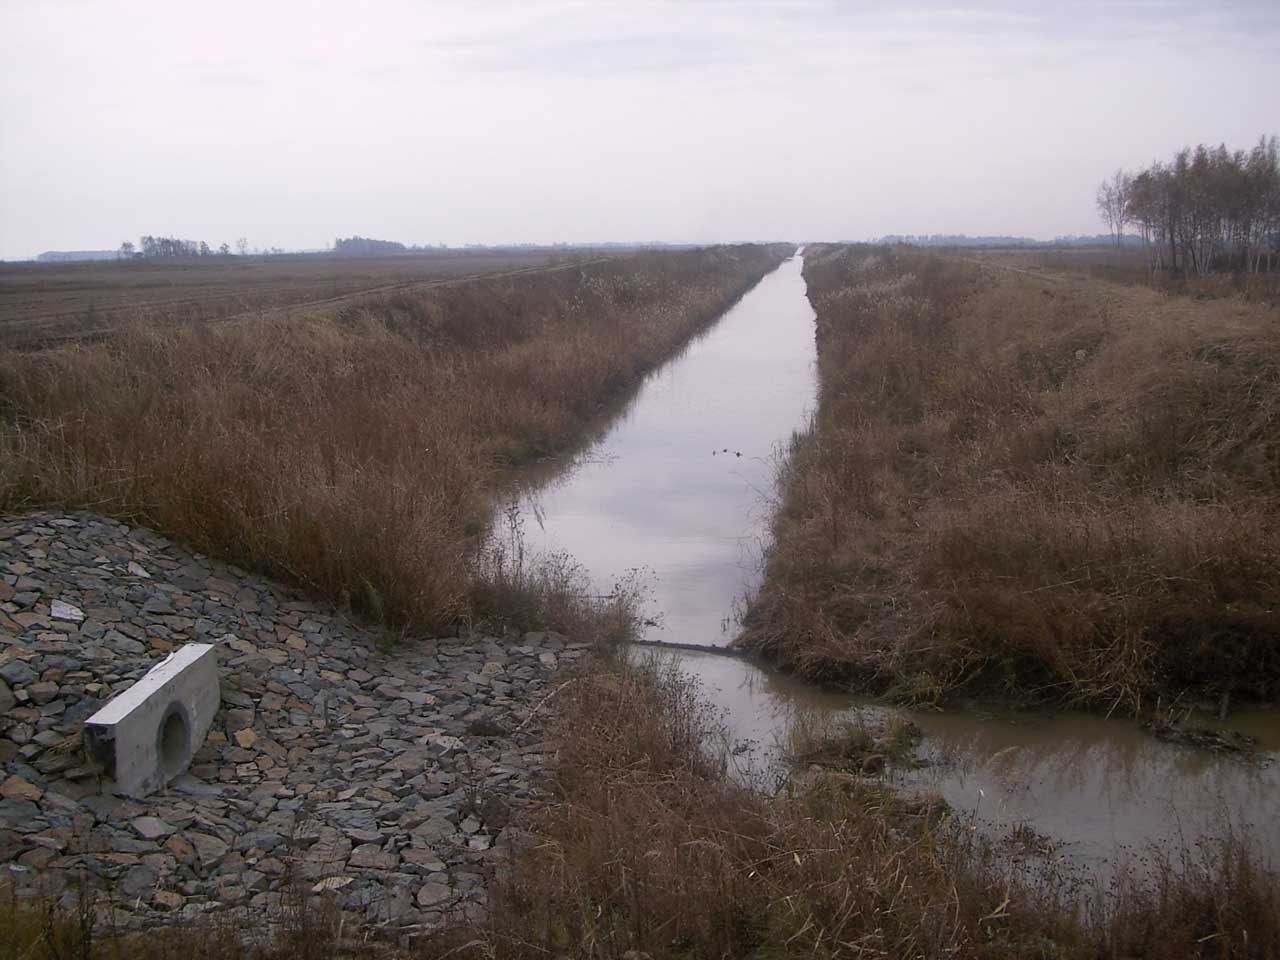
784 706 922 773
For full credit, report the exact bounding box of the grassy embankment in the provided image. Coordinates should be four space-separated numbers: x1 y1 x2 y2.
0 244 787 636
741 244 1280 713
973 246 1280 308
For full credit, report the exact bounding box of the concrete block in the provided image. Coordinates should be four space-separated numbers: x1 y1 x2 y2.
83 643 220 798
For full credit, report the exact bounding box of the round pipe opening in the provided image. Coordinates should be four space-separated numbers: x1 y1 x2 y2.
157 703 191 778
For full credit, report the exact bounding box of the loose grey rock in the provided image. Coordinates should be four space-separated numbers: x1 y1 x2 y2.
425 735 465 758
0 798 40 822
369 885 415 923
50 599 86 623
416 881 451 908
187 831 229 866
120 864 157 898
349 843 398 870
132 816 176 840
0 661 37 688
0 509 588 938
26 682 59 705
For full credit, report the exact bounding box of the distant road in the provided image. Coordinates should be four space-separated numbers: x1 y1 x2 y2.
953 253 1072 285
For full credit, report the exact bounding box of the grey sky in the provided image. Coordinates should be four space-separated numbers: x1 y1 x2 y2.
2 0 1277 259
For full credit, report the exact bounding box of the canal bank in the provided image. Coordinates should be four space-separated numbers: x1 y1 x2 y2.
512 244 1280 883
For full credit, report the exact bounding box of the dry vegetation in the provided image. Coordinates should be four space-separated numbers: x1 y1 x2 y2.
483 661 1070 959
475 660 1280 959
783 705 922 774
972 246 1280 307
741 243 1280 712
0 244 787 634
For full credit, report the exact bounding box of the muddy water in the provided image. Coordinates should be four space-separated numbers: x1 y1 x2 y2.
516 246 1280 879
660 648 1280 878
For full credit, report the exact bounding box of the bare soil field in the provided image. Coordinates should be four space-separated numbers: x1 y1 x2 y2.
0 249 601 348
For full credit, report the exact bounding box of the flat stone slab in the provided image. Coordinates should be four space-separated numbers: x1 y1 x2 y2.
50 599 85 623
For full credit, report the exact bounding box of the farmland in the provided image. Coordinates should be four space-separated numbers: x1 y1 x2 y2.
0 248 604 348
963 246 1280 305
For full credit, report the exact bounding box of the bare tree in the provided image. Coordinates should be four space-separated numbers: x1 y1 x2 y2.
1095 170 1131 247
1096 181 1116 245
118 240 135 259
1108 135 1279 275
235 237 249 256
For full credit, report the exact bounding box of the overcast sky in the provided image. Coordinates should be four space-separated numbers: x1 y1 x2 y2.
1 0 1277 259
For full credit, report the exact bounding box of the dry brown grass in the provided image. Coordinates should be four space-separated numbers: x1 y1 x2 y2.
0 876 394 960
0 245 786 633
976 246 1280 307
1096 833 1280 959
783 705 922 774
741 244 1280 711
483 660 1075 959
475 659 1280 959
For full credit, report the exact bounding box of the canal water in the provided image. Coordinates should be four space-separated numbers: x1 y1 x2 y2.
517 248 818 646
515 247 1280 880
674 648 1280 882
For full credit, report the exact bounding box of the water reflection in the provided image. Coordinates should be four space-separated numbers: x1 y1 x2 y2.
517 251 817 644
510 243 1280 879
645 647 1280 877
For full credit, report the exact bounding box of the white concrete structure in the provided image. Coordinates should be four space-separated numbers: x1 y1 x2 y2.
83 643 220 798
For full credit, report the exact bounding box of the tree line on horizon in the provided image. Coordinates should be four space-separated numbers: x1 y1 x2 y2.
878 233 1141 248
119 236 251 258
332 235 407 255
1096 135 1280 275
